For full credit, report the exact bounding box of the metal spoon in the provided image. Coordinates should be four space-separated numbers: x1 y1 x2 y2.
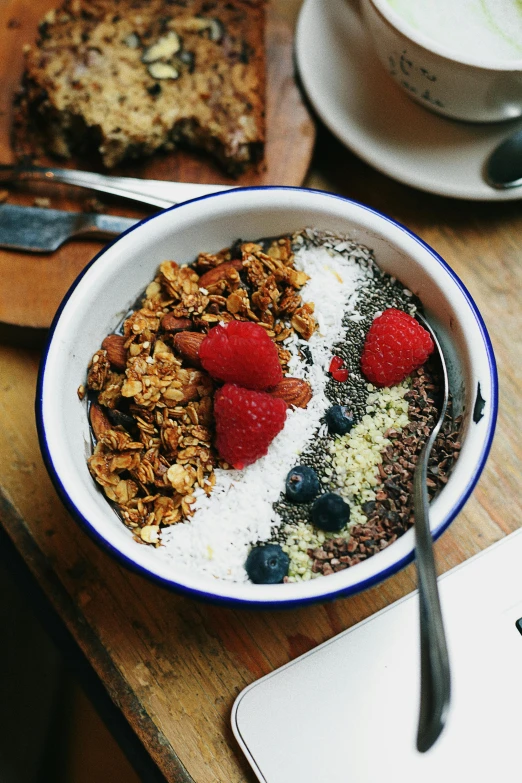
484 127 522 189
413 313 451 753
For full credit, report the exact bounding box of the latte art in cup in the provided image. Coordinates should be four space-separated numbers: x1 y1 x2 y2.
386 0 522 63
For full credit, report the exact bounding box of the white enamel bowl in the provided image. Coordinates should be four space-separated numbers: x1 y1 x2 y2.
37 187 497 607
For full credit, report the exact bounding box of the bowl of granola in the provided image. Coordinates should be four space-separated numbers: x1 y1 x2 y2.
36 187 497 607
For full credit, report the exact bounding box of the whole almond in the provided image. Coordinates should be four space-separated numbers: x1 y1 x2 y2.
172 331 205 367
101 334 127 371
89 402 111 440
161 314 193 333
269 377 313 409
198 259 243 289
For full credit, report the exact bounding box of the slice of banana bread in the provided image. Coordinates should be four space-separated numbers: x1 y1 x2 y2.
14 0 265 174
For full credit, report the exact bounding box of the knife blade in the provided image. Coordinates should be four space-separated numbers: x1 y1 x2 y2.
0 204 139 252
0 164 231 209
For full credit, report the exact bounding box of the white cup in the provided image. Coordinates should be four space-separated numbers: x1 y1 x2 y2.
354 0 522 123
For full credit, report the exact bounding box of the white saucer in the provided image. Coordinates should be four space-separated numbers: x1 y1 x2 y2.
295 0 522 201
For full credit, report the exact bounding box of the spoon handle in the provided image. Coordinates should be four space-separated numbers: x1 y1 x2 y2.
414 445 451 752
413 315 451 753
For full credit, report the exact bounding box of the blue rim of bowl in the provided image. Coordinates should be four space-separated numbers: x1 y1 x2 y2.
35 186 498 608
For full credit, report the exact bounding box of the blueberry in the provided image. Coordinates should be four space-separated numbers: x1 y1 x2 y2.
325 405 354 435
245 544 290 584
285 465 320 503
310 493 351 532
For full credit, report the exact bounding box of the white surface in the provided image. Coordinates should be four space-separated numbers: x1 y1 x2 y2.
232 528 522 781
39 187 496 605
295 0 522 200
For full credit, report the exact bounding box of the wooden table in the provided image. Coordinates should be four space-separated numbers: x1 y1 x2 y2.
1 2 521 781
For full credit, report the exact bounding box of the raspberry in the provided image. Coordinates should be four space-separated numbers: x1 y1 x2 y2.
360 308 434 387
331 367 349 382
199 321 283 390
329 355 349 382
214 384 287 469
329 356 344 373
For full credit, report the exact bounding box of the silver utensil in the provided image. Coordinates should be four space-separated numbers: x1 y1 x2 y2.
0 164 230 209
413 313 451 753
0 203 138 252
484 127 522 189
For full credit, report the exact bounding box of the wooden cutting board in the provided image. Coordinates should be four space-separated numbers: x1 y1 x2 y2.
0 0 316 329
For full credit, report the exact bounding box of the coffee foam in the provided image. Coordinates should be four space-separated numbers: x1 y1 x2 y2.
386 0 522 62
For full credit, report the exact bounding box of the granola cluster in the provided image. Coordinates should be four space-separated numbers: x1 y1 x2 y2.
82 236 317 545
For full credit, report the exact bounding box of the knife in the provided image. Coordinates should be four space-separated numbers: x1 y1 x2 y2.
0 164 231 209
0 204 139 252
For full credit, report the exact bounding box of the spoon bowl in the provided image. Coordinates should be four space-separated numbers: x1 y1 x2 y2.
484 127 522 189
